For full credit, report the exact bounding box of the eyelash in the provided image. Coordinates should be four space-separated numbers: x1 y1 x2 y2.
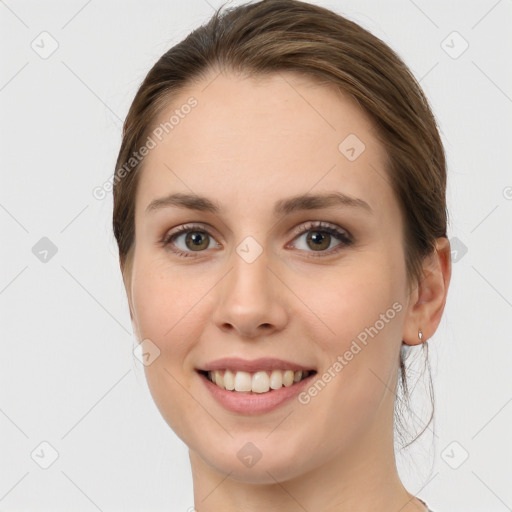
160 221 354 259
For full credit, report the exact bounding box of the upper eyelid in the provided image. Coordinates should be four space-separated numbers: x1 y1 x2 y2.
163 221 352 246
291 220 351 238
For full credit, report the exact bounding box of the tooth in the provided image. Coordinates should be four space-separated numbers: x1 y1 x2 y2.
207 368 312 392
224 370 235 391
234 371 252 392
252 371 270 393
214 370 224 388
269 370 283 389
283 370 294 387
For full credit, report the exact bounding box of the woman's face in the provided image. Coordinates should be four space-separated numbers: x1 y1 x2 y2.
125 70 417 483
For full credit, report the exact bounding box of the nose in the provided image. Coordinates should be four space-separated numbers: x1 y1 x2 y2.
211 246 289 339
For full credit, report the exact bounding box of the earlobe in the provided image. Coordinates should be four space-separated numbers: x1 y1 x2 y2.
402 237 452 346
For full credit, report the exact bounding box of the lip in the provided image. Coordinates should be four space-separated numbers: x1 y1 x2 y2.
197 370 316 415
197 357 315 373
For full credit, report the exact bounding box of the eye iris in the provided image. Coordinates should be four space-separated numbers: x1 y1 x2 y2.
307 231 330 251
186 231 209 251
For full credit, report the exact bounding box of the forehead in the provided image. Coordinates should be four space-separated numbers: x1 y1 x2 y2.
135 70 396 221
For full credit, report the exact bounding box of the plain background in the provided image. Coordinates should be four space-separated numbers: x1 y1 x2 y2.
1 0 511 510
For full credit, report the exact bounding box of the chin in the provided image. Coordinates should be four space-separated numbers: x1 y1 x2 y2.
193 436 315 484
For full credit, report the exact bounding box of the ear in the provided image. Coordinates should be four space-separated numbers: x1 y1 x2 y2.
402 237 452 345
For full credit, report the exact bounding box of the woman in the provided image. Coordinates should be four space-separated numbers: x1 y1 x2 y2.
112 1 451 510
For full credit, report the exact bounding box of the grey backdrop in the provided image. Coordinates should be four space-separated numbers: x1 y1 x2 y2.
1 0 511 510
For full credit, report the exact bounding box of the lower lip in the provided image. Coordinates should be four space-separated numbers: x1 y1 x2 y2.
197 371 315 415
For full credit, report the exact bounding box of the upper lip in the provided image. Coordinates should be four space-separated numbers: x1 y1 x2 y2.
198 357 315 373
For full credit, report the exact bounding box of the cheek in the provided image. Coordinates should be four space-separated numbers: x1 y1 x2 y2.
305 260 403 350
301 256 405 409
130 256 210 347
130 261 213 440
296 268 403 435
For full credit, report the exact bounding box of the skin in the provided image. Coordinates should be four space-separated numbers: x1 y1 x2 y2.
122 69 451 511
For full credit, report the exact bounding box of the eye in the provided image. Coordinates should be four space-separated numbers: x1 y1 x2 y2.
160 221 353 258
288 221 353 257
161 224 218 258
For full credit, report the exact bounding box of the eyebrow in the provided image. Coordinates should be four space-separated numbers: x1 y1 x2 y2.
145 191 373 216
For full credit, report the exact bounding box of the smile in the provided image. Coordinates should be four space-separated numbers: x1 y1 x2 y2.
201 369 314 394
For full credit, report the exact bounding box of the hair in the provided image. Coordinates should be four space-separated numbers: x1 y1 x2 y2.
112 0 449 448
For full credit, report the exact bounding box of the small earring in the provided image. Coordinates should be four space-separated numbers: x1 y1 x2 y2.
418 329 423 341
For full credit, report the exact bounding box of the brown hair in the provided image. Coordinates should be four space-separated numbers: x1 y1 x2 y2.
112 0 448 447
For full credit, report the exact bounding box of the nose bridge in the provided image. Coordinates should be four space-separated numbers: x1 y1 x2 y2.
212 235 287 336
227 238 272 310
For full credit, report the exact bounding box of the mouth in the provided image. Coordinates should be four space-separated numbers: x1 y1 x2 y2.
197 368 317 394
